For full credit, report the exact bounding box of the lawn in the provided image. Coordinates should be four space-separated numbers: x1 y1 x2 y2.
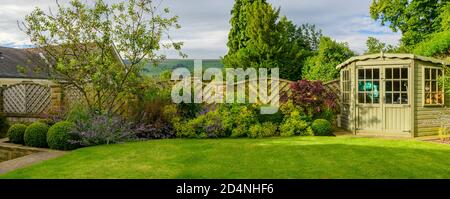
1 137 450 179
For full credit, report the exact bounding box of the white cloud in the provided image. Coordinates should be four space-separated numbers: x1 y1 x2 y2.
0 0 402 58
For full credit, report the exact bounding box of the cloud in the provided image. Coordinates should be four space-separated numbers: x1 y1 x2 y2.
0 0 402 58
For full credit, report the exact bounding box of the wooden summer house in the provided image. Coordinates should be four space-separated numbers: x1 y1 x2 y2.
337 53 450 137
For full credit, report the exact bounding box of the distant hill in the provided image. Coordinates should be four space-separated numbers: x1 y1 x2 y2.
141 59 224 76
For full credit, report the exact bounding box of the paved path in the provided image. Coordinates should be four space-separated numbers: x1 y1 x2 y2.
0 138 66 175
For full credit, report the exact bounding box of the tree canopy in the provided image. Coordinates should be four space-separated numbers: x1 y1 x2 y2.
365 37 398 54
20 0 184 113
370 0 449 49
223 0 322 80
302 37 355 82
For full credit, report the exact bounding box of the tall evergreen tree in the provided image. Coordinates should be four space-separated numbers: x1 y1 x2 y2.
223 0 322 80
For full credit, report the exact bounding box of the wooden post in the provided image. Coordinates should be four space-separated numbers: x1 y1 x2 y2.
50 85 63 113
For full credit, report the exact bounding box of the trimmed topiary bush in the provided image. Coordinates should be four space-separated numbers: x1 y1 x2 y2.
311 119 333 136
7 124 27 144
24 122 49 148
47 121 79 150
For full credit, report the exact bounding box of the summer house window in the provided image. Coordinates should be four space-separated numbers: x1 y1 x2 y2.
424 68 444 105
385 68 408 104
358 68 380 104
342 70 350 104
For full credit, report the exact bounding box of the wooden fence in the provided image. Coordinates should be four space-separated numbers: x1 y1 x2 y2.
0 82 64 122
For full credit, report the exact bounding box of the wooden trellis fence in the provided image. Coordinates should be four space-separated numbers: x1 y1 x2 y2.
0 82 64 121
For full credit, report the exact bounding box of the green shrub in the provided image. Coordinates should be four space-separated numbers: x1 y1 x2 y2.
249 122 278 138
47 121 79 150
0 114 9 138
175 110 227 138
7 124 27 144
24 122 49 148
280 112 311 137
311 119 333 136
65 103 91 123
220 104 258 138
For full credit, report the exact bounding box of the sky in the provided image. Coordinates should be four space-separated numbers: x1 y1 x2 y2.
0 0 402 59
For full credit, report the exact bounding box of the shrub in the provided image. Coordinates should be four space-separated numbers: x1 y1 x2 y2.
280 112 310 137
0 114 9 138
65 103 91 123
175 110 227 139
249 122 278 138
311 119 333 136
70 114 135 147
133 123 175 140
24 122 49 148
7 124 27 144
283 80 338 120
219 104 258 138
47 121 79 150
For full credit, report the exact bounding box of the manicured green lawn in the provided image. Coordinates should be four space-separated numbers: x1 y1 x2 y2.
1 137 449 179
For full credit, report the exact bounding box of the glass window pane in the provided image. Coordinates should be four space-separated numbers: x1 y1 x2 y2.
386 81 392 92
401 81 408 92
393 81 400 91
386 68 392 79
438 69 442 77
385 93 392 104
437 92 443 104
373 69 380 79
401 93 408 104
432 69 437 79
425 68 430 80
425 81 431 93
401 68 408 79
358 69 364 79
358 93 365 103
393 68 400 79
365 81 373 91
358 81 365 91
366 69 373 79
366 93 373 104
393 93 401 104
432 81 437 92
431 92 437 104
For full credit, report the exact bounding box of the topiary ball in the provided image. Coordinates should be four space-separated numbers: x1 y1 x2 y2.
47 121 79 150
311 119 333 136
7 124 28 144
24 122 49 148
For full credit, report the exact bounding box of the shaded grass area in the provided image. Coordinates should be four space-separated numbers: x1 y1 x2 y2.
1 137 449 179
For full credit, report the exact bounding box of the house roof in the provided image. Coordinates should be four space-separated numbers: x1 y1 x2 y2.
0 46 52 79
336 53 450 70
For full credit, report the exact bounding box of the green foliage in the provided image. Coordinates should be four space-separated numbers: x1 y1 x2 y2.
365 37 398 54
175 110 227 138
7 124 27 144
47 121 79 150
248 122 278 138
302 36 355 81
65 103 91 123
413 30 450 58
21 0 184 114
224 0 322 80
24 122 49 148
370 0 448 48
220 104 258 138
0 114 9 138
311 119 333 136
280 112 311 137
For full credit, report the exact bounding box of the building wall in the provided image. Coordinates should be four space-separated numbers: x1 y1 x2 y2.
0 78 56 87
414 60 450 137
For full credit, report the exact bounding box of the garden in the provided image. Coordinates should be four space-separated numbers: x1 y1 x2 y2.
1 0 450 179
